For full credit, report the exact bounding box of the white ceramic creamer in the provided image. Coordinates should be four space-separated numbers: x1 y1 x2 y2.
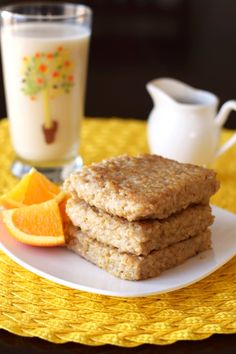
147 78 236 165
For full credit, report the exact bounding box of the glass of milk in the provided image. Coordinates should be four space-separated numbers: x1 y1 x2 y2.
0 2 92 182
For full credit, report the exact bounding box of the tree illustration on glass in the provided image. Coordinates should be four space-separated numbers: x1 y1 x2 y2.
21 47 74 144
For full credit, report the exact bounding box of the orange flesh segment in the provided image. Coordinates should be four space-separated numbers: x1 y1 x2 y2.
0 172 32 205
59 197 70 223
0 169 61 208
22 170 60 205
11 200 64 237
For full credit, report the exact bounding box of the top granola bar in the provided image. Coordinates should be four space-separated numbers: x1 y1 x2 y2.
64 154 219 221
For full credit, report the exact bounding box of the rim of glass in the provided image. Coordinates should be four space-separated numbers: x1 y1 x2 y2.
0 2 92 20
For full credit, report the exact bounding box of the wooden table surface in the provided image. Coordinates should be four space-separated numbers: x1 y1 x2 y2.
0 0 235 353
0 329 236 354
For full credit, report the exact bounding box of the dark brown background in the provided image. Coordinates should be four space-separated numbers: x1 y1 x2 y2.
0 0 236 353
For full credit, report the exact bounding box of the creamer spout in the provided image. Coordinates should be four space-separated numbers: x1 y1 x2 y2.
146 78 174 106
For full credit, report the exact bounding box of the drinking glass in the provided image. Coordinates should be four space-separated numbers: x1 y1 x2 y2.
0 2 92 182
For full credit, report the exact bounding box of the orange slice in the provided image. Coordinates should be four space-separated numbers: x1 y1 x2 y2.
0 168 63 209
2 199 65 247
59 196 70 224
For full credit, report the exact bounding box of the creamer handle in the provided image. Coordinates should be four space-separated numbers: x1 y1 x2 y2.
215 100 236 156
215 100 236 127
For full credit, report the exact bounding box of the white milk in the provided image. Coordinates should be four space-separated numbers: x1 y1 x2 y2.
1 22 90 166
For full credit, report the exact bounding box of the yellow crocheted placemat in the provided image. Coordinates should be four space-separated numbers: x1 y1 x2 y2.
0 118 235 346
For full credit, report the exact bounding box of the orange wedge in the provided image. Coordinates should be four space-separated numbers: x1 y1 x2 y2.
2 199 65 247
59 196 70 224
0 168 64 209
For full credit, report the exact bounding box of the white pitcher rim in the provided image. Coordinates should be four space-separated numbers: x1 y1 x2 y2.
146 77 219 108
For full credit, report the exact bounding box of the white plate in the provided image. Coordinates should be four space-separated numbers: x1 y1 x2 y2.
0 206 235 297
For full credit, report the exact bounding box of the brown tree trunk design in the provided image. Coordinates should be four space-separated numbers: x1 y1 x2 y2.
42 120 58 144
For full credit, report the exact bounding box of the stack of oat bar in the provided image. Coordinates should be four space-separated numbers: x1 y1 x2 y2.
64 155 219 280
